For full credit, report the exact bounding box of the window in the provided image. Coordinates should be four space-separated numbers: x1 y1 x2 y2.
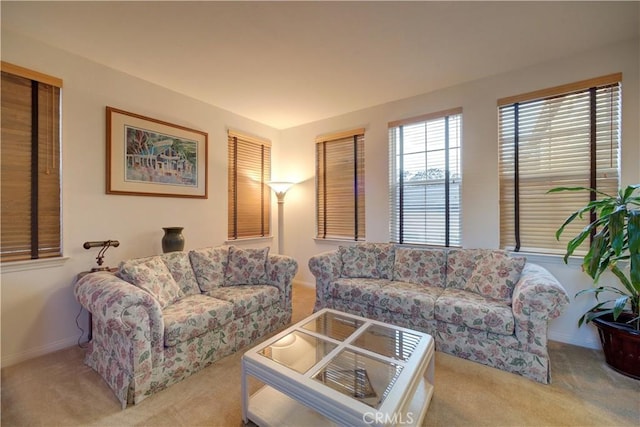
499 73 621 254
316 128 365 240
388 108 462 246
1 62 62 262
227 130 271 239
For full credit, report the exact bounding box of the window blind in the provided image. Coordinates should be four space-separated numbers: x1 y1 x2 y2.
1 63 62 262
498 74 621 254
316 129 365 240
228 130 271 239
388 108 462 246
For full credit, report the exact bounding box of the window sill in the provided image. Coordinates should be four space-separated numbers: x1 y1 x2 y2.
225 236 274 245
313 237 368 245
1 256 70 274
508 251 584 267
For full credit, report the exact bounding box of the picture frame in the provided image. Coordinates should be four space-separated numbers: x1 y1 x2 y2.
106 106 208 198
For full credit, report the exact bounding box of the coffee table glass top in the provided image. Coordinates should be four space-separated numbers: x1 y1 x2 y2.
311 348 402 409
301 310 364 341
353 324 422 361
256 310 424 409
301 310 422 361
259 330 338 374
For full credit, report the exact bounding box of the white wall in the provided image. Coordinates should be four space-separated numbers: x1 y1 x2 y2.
279 38 640 350
2 30 638 367
0 31 280 367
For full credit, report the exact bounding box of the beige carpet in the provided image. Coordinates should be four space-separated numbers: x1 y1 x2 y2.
2 283 638 426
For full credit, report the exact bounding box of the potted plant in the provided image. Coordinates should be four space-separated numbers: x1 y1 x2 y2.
550 184 639 379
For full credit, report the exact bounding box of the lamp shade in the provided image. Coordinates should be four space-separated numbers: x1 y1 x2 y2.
267 181 295 195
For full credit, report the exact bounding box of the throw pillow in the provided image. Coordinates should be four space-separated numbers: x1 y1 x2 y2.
445 249 490 290
392 248 446 287
189 246 229 292
160 251 201 296
119 256 184 308
368 243 396 280
339 244 379 278
465 251 526 302
224 246 269 286
117 255 154 284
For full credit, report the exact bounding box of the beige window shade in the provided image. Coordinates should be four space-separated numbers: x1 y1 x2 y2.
388 109 462 247
228 131 271 239
499 76 621 254
1 66 61 262
316 129 365 240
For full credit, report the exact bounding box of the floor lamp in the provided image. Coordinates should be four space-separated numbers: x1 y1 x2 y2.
267 181 295 254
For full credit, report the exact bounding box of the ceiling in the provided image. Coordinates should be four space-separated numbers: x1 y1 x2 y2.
2 1 639 129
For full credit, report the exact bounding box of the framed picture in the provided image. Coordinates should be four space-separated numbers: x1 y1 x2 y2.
106 107 208 198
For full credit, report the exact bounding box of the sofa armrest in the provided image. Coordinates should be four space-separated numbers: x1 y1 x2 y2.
74 271 165 368
308 250 342 311
266 254 298 310
512 263 570 356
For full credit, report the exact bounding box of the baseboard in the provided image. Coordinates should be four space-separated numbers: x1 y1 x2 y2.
549 330 602 350
1 336 79 368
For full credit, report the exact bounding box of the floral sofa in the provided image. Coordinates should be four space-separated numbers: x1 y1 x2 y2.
308 243 569 384
74 245 297 408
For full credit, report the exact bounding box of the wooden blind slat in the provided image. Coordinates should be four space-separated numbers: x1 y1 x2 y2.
497 73 621 106
316 132 365 240
389 111 462 247
388 107 463 129
315 128 366 143
1 69 61 262
1 61 63 88
499 80 620 254
228 129 271 147
228 133 271 239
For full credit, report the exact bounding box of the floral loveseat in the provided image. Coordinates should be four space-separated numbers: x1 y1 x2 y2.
74 245 297 408
309 243 569 383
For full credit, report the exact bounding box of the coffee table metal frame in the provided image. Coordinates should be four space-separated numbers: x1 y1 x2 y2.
241 308 435 427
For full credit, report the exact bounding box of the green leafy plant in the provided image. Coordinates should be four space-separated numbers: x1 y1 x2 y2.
550 184 640 331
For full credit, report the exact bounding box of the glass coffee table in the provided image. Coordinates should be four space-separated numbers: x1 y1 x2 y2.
241 308 435 426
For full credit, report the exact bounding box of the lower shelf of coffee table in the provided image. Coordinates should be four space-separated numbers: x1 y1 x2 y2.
248 386 337 427
247 376 433 427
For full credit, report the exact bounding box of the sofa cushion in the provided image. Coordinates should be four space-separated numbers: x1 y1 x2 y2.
339 244 379 278
328 278 388 307
224 246 269 286
374 281 441 319
119 256 183 308
435 321 523 355
189 246 229 292
466 252 526 302
160 251 201 296
435 288 515 336
162 295 234 347
206 285 280 318
392 248 445 287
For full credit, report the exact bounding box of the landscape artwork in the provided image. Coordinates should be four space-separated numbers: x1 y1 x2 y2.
125 125 198 187
106 106 208 198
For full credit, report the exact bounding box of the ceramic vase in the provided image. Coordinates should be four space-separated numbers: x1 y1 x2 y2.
162 227 185 253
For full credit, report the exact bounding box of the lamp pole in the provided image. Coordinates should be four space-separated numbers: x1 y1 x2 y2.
275 192 286 254
267 182 294 254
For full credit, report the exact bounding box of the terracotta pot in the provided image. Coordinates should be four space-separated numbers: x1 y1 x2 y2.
592 312 640 380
